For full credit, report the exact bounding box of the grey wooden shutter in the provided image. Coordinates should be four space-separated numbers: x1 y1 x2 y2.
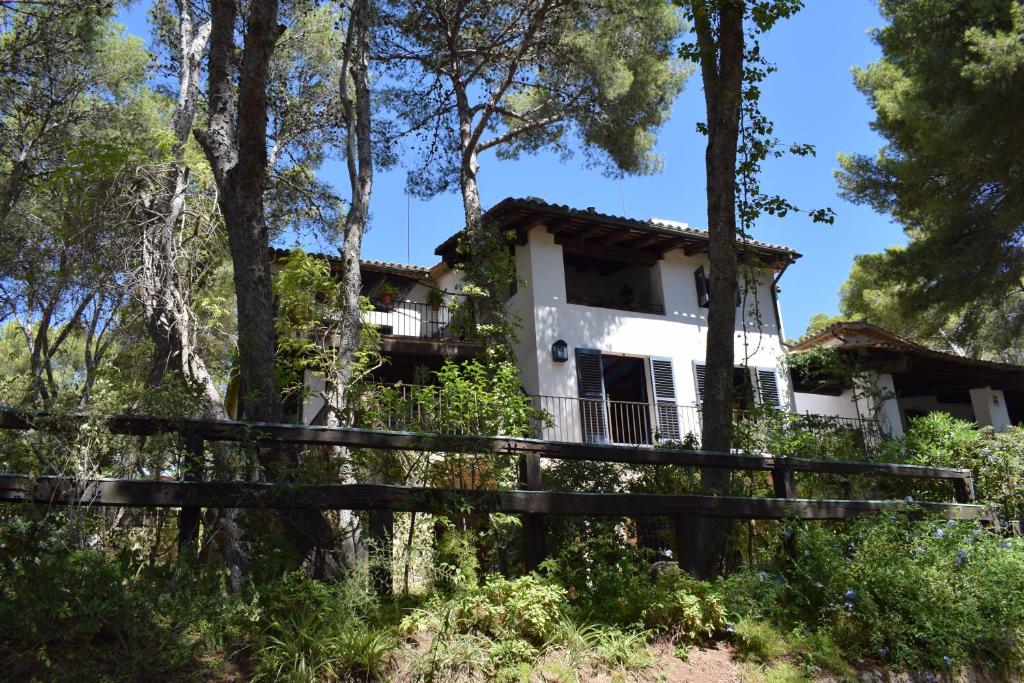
575 348 608 444
650 357 681 441
694 362 707 404
756 368 781 408
694 266 710 308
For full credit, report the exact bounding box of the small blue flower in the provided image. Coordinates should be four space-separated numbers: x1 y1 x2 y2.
878 646 889 657
844 588 857 600
725 623 734 634
844 601 854 611
934 528 945 539
804 550 810 556
955 550 969 566
1000 540 1012 550
943 655 954 667
923 673 937 683
947 519 956 527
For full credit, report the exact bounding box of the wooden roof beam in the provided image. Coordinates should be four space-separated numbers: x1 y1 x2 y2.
557 238 659 266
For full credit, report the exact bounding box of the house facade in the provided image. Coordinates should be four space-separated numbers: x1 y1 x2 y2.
790 322 1024 436
285 197 1023 444
432 198 798 444
286 197 816 445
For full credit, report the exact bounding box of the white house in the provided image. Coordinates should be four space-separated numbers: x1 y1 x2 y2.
287 197 1023 443
432 198 798 444
790 321 1024 436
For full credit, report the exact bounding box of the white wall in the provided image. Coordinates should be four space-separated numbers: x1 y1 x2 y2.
510 225 791 407
793 389 862 420
898 395 975 423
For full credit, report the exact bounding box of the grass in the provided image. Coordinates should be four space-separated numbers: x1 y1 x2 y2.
733 619 789 664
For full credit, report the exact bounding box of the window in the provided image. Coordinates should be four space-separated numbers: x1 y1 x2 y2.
563 253 663 315
694 363 782 411
693 266 741 308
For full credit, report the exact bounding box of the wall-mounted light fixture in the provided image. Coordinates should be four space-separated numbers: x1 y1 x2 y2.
551 339 568 363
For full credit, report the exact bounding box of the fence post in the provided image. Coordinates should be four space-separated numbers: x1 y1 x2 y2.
674 514 706 576
519 453 546 572
771 463 797 558
177 433 204 553
953 472 975 503
367 508 394 596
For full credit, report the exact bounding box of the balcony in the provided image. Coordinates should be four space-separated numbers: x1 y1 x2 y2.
353 385 883 450
362 300 481 363
363 300 460 340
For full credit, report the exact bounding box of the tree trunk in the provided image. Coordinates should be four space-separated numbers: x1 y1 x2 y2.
690 0 745 579
198 0 332 562
325 0 378 575
334 0 374 406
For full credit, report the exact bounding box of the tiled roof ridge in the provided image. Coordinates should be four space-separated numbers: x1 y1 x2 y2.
505 196 798 255
269 247 432 273
792 320 1024 374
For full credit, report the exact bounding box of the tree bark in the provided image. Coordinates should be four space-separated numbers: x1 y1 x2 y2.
198 0 283 427
326 0 377 574
198 0 332 562
334 0 374 406
690 0 745 579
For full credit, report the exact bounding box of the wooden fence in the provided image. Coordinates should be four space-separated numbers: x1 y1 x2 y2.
0 408 990 578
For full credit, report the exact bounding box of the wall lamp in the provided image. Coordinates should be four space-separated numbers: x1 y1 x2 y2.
551 339 569 363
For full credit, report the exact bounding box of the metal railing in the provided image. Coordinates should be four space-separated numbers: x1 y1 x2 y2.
528 395 702 445
351 385 885 449
362 301 460 340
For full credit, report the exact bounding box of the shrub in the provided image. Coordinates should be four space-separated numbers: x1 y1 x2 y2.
900 413 1024 518
541 534 660 626
760 517 1024 672
733 619 788 664
641 567 727 644
403 573 567 644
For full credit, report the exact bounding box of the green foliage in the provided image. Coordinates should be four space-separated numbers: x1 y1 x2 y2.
640 567 728 644
725 517 1024 672
733 619 788 664
404 573 568 645
836 0 1024 363
899 413 1024 519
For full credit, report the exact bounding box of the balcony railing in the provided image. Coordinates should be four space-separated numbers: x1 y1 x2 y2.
362 301 461 340
528 395 702 445
352 385 884 450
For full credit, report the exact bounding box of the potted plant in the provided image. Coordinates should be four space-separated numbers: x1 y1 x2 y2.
374 281 399 307
426 288 446 311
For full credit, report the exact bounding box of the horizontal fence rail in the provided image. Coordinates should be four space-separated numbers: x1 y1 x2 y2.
0 476 993 521
0 408 974 500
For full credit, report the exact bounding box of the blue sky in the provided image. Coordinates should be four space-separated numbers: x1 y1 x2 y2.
116 1 899 339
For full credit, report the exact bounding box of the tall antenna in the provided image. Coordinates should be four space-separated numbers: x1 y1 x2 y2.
406 193 411 264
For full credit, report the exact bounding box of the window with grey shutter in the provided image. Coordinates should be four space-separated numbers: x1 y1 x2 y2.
694 266 710 308
575 348 608 444
756 368 781 408
694 362 707 405
649 357 681 441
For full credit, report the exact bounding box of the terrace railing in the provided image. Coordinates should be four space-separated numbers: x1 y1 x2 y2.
354 386 883 450
362 301 460 340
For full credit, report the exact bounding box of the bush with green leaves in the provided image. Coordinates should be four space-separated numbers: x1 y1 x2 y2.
898 412 1024 519
640 567 728 644
403 573 568 645
721 516 1024 673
